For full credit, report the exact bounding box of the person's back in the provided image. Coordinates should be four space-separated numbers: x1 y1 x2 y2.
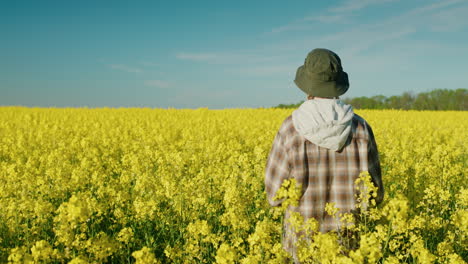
264 48 384 262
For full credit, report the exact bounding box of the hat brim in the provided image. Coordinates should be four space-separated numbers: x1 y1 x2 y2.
294 65 349 97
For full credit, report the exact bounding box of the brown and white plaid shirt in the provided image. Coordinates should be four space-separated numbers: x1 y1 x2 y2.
264 113 383 257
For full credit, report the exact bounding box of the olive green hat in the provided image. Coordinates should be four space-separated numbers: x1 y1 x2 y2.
294 48 349 97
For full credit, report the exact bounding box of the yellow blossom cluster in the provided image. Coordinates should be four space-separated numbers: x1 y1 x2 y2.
0 107 466 263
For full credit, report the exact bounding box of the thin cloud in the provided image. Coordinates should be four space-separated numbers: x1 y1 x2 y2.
356 0 468 37
410 0 465 14
270 0 398 34
271 14 348 34
330 0 399 13
305 14 347 23
139 61 163 67
270 23 313 33
429 5 468 32
144 80 171 88
322 27 416 55
109 64 142 73
176 51 280 65
265 0 468 55
176 0 467 96
233 65 297 76
176 52 220 61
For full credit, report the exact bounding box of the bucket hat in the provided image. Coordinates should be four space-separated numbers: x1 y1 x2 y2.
294 48 349 98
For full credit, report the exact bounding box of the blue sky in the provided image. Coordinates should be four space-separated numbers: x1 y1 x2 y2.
1 0 467 109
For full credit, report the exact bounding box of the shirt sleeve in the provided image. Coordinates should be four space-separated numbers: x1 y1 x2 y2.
265 129 292 207
366 123 384 205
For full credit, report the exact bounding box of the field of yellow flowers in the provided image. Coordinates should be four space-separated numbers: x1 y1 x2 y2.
0 107 466 263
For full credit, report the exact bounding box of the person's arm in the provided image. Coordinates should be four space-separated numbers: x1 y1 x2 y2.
265 130 291 207
366 123 384 205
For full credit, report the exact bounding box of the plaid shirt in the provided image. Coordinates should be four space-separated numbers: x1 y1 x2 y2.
264 113 383 257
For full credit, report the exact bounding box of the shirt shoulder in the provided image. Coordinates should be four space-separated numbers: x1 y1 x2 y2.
278 115 296 136
352 113 366 126
352 114 373 141
276 115 304 149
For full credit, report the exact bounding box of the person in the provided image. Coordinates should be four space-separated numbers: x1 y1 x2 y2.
264 48 384 262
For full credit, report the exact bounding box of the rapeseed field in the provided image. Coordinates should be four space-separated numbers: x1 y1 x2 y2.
0 107 466 263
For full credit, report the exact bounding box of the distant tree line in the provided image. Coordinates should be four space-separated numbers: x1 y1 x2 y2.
274 88 467 110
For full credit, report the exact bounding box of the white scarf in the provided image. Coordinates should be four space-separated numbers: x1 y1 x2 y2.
292 98 354 151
